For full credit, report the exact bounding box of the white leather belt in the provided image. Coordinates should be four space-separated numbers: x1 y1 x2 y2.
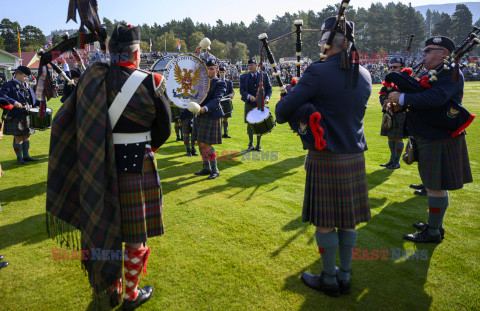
113 132 151 144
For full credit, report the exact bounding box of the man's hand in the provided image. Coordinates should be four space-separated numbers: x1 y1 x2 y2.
264 98 269 105
228 94 234 99
249 95 256 102
388 91 401 104
14 102 23 108
200 107 206 114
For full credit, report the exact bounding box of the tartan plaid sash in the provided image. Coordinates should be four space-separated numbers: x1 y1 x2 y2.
46 62 123 305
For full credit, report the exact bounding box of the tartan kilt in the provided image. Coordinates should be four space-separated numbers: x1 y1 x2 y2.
2 115 34 136
303 149 371 229
224 112 232 118
416 134 472 191
193 114 222 145
118 148 164 243
380 112 407 139
181 117 193 135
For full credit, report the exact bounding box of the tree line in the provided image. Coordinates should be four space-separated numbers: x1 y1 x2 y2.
1 2 479 61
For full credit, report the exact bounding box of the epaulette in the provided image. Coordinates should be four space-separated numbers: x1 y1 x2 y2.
151 71 166 98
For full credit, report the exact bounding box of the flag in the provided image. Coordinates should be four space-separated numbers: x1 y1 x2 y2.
17 27 21 57
45 38 52 49
149 39 152 52
177 39 181 52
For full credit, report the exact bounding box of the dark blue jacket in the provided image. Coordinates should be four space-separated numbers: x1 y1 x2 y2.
275 53 372 153
240 71 272 107
61 70 76 103
403 70 465 139
0 80 38 107
201 77 226 120
225 79 235 97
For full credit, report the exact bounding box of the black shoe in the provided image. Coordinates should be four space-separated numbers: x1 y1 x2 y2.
413 222 445 239
222 134 231 138
206 171 219 180
387 163 400 169
122 286 153 311
0 255 3 261
380 162 392 167
0 261 8 269
17 159 25 165
409 184 425 190
191 148 198 156
301 272 340 297
335 267 351 295
403 225 442 243
186 149 192 156
247 144 254 151
414 188 427 195
194 168 211 176
23 156 38 162
176 137 182 141
255 145 262 152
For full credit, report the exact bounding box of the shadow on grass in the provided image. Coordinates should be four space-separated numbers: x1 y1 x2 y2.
0 213 48 249
281 196 439 310
366 168 395 191
179 155 305 203
0 180 47 204
1 154 49 171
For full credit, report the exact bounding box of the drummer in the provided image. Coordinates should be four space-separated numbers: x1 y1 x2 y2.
219 65 235 138
239 58 272 151
0 66 39 165
192 58 226 180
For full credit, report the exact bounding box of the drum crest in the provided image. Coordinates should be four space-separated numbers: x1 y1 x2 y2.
164 54 210 109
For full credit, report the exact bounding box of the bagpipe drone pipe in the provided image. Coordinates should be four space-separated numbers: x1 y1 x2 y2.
385 28 479 137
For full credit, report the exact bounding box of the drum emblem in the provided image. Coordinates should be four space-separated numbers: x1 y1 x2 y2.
174 62 201 99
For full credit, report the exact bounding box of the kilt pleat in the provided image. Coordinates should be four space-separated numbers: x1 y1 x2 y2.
380 112 407 139
118 148 164 243
3 115 34 136
193 114 222 145
416 134 472 191
303 150 370 229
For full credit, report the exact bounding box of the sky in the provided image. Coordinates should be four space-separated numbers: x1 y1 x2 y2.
1 0 475 35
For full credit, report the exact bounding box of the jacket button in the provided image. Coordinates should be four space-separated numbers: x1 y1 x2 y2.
136 143 139 146
124 168 127 171
124 156 127 158
125 144 128 146
133 164 136 167
135 155 138 158
406 109 409 112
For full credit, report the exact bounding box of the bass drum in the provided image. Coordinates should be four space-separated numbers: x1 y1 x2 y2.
246 107 275 135
163 54 210 109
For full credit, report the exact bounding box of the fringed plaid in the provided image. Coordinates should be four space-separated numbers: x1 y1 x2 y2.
47 63 123 305
193 114 222 145
380 111 407 139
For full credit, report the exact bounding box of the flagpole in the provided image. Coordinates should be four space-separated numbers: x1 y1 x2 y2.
17 26 22 63
164 37 166 52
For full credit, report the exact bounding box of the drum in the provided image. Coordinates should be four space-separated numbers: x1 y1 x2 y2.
28 107 52 130
170 104 182 122
246 107 275 135
220 98 233 115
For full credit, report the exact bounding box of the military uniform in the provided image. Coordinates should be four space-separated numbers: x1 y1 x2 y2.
46 23 170 309
180 108 197 156
0 66 38 164
276 17 371 297
220 68 235 138
395 36 473 244
239 59 272 150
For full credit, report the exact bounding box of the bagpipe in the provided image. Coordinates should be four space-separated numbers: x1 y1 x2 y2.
385 27 479 137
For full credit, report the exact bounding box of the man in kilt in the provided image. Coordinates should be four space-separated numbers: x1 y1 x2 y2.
46 23 171 309
275 17 372 297
219 65 235 138
192 58 226 180
240 58 272 151
388 36 473 243
379 57 408 169
0 66 38 165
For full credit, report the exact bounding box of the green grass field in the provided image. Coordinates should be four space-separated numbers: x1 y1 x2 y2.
0 82 479 310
